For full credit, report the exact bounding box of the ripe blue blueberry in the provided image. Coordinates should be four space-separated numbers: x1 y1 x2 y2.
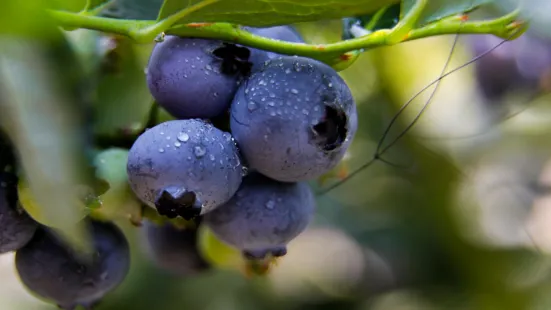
127 119 243 219
141 221 209 276
0 133 37 253
470 33 551 101
245 26 304 71
146 36 252 119
230 56 358 182
15 221 130 310
204 173 315 259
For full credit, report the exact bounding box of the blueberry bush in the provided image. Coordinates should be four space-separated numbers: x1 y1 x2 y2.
2 0 551 309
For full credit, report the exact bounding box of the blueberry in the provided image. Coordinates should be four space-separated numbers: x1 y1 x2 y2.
0 133 37 253
127 119 243 219
244 26 304 71
141 221 210 276
470 33 551 101
15 221 130 310
204 173 315 259
230 56 358 182
146 36 252 119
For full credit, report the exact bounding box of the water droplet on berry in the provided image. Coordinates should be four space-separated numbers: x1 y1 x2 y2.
194 146 206 158
177 132 189 142
247 101 257 111
265 200 275 209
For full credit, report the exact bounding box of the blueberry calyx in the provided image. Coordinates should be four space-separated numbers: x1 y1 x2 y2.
311 105 348 151
212 43 252 76
154 188 202 220
242 246 288 260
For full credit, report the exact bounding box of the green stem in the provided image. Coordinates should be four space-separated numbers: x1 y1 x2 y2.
133 0 221 42
386 0 427 44
49 10 153 39
48 8 525 65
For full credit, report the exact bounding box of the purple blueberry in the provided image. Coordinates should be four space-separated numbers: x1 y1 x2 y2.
470 33 551 101
230 56 358 182
245 26 304 71
141 221 209 276
0 132 37 253
204 173 315 259
146 36 252 119
126 119 243 219
15 221 130 310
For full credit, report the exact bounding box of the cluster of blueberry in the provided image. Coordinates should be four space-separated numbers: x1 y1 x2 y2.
0 25 357 309
128 26 358 260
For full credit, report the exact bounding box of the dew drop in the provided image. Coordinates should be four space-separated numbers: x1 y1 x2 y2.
223 133 232 141
194 146 206 158
247 101 257 111
265 200 275 209
160 131 165 135
209 154 215 161
290 88 299 94
206 64 213 71
166 136 171 140
269 111 276 116
285 68 291 74
174 141 181 147
158 148 165 153
177 132 190 142
268 101 275 107
302 109 309 115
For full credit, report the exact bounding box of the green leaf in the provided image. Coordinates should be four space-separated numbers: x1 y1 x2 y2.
86 0 110 10
0 35 92 253
402 0 494 25
101 0 163 20
93 36 153 141
156 0 399 27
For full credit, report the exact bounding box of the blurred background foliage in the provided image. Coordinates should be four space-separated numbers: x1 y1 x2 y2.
2 1 551 310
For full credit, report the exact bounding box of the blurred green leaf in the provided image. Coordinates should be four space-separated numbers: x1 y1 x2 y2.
0 36 91 253
93 36 153 142
46 0 87 12
91 148 141 221
86 0 112 11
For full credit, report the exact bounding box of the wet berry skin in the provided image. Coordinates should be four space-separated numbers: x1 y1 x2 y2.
142 221 210 276
245 26 304 71
230 56 358 182
0 132 37 253
146 36 252 119
15 221 130 310
204 173 315 259
127 119 243 219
